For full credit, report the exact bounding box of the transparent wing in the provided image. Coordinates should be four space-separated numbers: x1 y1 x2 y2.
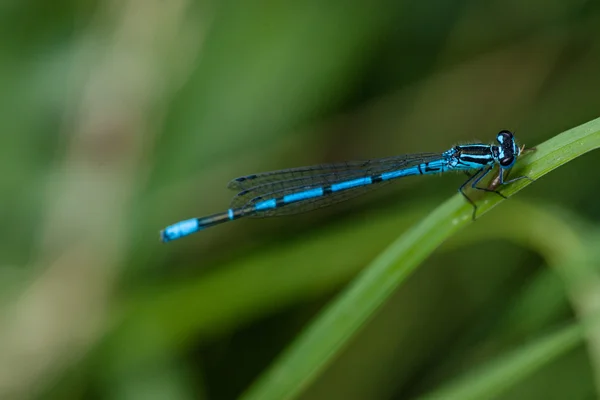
227 153 439 191
234 180 391 217
229 153 442 218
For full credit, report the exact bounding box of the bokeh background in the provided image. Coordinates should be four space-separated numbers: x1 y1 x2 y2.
1 0 600 399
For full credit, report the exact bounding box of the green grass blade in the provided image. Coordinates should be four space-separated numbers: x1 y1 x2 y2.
417 323 584 400
240 117 600 400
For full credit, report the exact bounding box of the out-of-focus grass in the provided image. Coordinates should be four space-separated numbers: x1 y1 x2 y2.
418 322 585 400
419 224 600 400
2 1 600 399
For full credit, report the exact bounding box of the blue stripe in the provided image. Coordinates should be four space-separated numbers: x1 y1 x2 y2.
381 167 420 180
462 154 492 159
255 199 276 211
228 209 234 220
331 177 372 192
284 188 324 203
162 218 199 241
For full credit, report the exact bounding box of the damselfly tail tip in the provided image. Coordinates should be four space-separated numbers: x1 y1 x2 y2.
160 229 170 243
160 218 200 243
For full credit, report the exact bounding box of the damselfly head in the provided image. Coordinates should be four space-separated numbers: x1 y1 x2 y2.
495 130 518 169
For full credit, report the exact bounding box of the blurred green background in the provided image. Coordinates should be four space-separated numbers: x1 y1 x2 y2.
1 0 600 399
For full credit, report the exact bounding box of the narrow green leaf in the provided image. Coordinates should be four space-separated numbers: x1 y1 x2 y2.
417 323 583 400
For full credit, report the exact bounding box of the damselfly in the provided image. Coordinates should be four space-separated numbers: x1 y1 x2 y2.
161 130 532 242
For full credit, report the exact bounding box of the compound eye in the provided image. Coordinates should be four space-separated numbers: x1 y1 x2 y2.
500 156 515 168
497 130 514 144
